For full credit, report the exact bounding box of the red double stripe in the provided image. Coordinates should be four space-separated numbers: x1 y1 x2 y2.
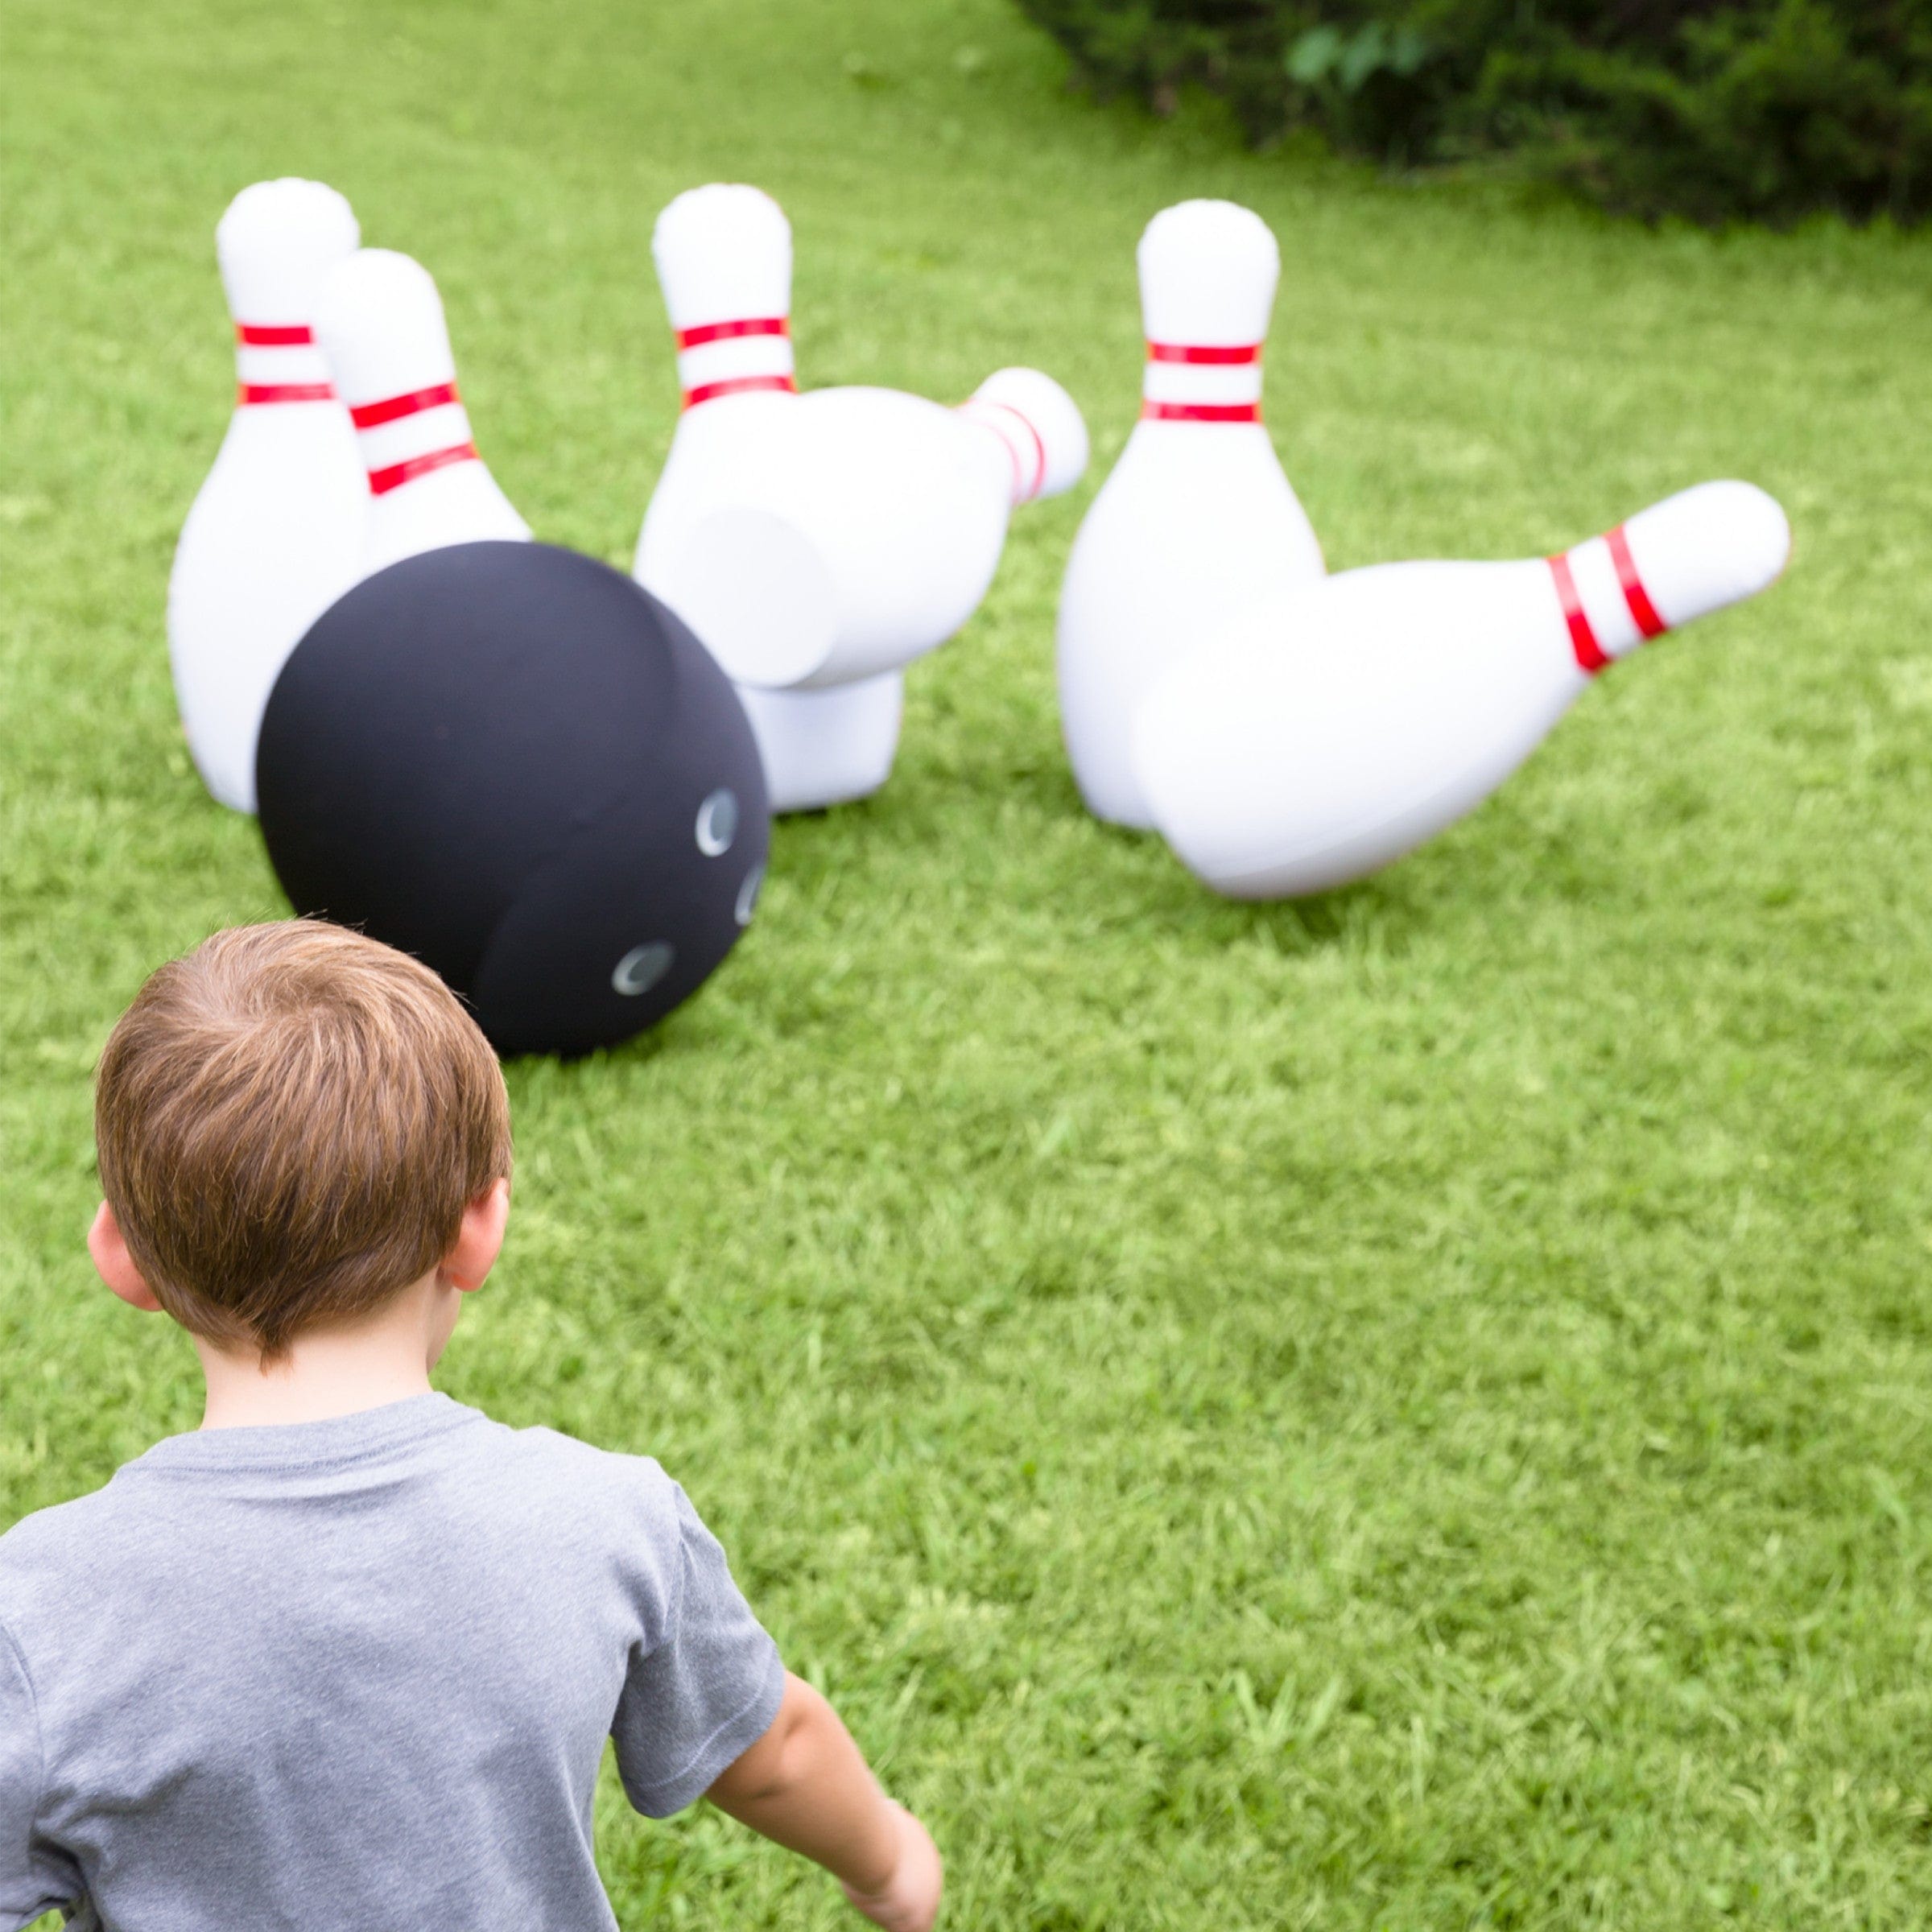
1141 399 1261 423
235 323 314 347
1146 340 1262 365
238 382 334 405
1548 522 1669 674
963 398 1047 503
367 442 478 495
675 316 790 350
349 381 461 430
683 373 798 409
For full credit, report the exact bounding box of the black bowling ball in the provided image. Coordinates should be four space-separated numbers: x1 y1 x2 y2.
257 540 769 1057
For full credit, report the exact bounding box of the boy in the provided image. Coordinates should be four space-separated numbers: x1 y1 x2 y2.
0 921 941 1931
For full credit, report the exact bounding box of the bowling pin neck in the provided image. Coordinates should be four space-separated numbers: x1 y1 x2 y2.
1546 525 1669 675
349 378 481 497
963 367 1088 504
675 315 796 410
233 322 335 407
956 394 1051 506
1546 481 1790 677
1140 336 1263 424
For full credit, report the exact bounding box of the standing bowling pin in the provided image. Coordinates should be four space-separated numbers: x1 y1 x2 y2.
1133 481 1792 898
635 184 898 812
1057 200 1325 830
167 180 365 813
313 248 530 577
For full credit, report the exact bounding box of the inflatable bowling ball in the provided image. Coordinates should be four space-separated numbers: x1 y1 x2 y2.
257 540 769 1057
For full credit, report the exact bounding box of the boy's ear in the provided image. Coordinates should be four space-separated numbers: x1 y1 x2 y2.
89 1202 165 1312
442 1178 510 1294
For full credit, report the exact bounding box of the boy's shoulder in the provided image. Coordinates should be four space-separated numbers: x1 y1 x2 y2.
456 1409 694 1536
0 1468 173 1678
0 1465 147 1591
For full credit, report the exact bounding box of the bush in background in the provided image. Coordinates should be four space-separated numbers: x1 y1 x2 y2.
1014 0 1932 225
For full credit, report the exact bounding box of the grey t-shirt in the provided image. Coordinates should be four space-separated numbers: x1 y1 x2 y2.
0 1393 785 1931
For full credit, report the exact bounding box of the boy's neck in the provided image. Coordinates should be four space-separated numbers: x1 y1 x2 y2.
195 1272 460 1430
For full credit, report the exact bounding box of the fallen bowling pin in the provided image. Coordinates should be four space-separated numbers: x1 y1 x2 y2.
1057 198 1325 830
167 179 365 814
660 366 1087 691
313 248 530 576
637 182 902 812
1133 481 1792 899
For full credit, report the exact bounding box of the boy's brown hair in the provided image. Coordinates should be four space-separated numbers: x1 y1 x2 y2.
95 921 512 1356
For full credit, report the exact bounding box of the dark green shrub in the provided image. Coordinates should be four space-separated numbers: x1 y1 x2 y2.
1014 0 1932 225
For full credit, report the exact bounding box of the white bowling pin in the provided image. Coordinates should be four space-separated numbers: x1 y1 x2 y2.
1057 199 1325 830
167 179 365 813
663 369 1085 690
1133 481 1792 899
635 184 895 813
636 185 801 572
313 248 530 576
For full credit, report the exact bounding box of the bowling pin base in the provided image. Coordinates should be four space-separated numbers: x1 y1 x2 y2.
738 674 902 814
659 505 841 688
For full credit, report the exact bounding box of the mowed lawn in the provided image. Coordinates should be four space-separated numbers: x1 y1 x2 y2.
5 1 1932 1925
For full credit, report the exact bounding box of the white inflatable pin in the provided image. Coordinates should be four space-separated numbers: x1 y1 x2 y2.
1057 200 1325 829
313 248 530 577
1133 481 1792 898
167 179 366 813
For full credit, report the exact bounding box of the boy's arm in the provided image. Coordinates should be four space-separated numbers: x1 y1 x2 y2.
2 1622 74 1926
706 1671 941 1932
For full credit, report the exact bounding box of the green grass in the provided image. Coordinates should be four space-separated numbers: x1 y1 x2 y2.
5 1 1932 1926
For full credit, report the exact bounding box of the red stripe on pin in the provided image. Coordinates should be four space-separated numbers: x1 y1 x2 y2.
683 374 798 409
675 316 791 349
236 323 314 347
238 382 334 405
1141 400 1261 423
1007 407 1046 502
349 382 461 430
1548 552 1609 674
367 441 478 495
1606 523 1667 638
1146 341 1261 365
963 398 1046 503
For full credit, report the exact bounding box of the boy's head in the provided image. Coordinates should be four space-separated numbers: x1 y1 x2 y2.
94 921 512 1358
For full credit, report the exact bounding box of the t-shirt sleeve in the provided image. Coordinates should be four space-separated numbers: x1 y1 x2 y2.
609 1482 785 1818
0 1623 79 1929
